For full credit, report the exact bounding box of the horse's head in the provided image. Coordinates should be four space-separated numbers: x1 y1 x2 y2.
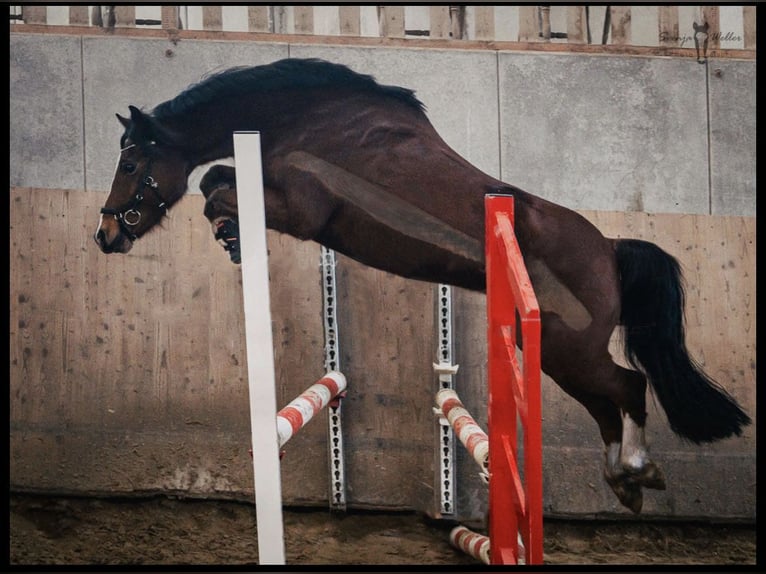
94 105 188 254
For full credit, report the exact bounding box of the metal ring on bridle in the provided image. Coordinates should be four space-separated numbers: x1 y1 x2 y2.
123 209 142 226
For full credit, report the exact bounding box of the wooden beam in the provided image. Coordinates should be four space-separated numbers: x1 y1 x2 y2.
379 5 405 38
518 5 539 42
702 6 721 50
472 6 495 41
429 5 451 39
202 5 222 31
23 6 47 25
248 5 271 33
339 5 360 36
610 6 631 45
293 6 314 35
69 6 89 26
658 5 679 47
567 6 587 44
742 5 756 50
113 5 135 28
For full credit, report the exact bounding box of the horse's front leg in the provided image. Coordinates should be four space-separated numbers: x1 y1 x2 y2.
200 165 242 263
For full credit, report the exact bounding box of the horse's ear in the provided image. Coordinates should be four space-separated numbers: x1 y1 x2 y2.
128 105 151 132
128 104 145 122
124 105 159 145
116 113 130 129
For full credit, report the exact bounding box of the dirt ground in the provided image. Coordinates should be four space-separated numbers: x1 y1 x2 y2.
9 494 756 567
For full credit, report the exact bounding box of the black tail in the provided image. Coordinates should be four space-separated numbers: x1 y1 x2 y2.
615 238 750 443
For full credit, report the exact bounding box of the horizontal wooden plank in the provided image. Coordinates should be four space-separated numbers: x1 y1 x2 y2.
11 24 756 59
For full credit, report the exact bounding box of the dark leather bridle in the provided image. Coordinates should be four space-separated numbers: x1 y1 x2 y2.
100 142 168 240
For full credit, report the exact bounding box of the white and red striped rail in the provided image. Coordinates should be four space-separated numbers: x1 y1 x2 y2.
277 372 347 448
435 388 489 481
449 525 491 565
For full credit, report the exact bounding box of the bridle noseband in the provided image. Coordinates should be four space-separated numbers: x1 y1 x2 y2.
100 142 168 240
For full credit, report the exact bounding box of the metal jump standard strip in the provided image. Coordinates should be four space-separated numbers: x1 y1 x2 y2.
321 246 347 510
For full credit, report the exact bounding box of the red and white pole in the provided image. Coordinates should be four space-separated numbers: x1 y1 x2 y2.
277 372 347 448
450 525 527 565
435 388 489 479
449 526 490 565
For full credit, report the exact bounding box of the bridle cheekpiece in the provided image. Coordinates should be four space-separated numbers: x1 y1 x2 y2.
100 142 168 240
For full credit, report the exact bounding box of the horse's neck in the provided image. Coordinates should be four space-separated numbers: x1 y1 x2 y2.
162 107 244 169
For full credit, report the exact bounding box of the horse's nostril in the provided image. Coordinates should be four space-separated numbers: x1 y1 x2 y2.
95 229 105 245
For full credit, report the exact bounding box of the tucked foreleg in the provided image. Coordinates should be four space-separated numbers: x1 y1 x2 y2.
199 165 242 263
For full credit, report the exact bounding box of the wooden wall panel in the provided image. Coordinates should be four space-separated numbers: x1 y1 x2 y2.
334 254 437 509
9 187 755 518
9 187 439 510
582 210 756 413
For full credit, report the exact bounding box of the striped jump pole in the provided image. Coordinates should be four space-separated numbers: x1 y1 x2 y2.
277 371 347 448
449 525 526 566
450 526 490 565
435 388 489 482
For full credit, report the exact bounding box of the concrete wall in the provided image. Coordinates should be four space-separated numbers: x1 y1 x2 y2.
9 31 755 522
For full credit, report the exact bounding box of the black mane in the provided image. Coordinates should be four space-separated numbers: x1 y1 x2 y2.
151 58 426 118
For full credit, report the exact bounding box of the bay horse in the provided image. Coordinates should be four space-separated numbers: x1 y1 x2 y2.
94 58 750 514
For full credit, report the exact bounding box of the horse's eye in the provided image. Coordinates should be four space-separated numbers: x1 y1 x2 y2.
121 162 137 175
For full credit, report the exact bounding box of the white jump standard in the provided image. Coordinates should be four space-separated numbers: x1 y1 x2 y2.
234 132 349 565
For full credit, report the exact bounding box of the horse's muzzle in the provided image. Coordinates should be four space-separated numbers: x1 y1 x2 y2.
94 218 133 254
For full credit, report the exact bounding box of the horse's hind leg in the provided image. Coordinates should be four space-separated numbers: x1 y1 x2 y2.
595 363 667 495
541 313 665 512
612 366 666 491
589 364 667 514
560 386 643 513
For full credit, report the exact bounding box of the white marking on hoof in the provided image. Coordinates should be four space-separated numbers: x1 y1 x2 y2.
620 411 648 472
604 442 622 477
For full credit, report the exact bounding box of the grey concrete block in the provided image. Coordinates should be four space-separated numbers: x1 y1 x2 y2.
83 37 288 192
498 52 710 214
288 44 500 177
10 34 85 190
708 59 756 216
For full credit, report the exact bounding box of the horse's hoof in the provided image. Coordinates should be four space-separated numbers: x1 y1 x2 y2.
214 219 241 264
604 471 644 514
626 461 666 491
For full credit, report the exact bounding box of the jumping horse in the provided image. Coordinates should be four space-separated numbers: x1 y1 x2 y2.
94 58 750 513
